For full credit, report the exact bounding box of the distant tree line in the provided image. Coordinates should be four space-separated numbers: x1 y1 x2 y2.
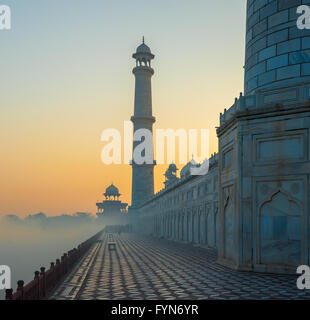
2 212 97 229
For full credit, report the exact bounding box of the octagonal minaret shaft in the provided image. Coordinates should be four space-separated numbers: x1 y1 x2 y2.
131 38 156 208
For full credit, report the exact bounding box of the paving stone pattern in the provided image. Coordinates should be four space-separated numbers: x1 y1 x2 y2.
52 233 310 300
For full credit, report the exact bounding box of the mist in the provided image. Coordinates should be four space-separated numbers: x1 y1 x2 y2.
0 213 104 300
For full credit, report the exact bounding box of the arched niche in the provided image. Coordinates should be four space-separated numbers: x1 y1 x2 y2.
258 189 302 267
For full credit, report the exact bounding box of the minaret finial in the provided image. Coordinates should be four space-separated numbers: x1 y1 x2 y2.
142 36 144 44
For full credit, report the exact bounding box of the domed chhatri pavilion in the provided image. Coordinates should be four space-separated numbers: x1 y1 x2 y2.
104 184 120 200
96 184 128 220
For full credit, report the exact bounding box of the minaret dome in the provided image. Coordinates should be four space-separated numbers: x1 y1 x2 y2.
132 37 155 67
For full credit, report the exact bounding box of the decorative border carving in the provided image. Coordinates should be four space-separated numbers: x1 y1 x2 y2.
253 129 308 165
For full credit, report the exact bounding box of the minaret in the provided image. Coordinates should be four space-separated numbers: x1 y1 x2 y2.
130 38 156 208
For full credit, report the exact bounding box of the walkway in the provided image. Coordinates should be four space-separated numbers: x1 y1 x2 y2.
50 233 310 300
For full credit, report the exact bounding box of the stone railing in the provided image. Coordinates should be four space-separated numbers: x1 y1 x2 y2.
5 229 103 300
220 83 310 126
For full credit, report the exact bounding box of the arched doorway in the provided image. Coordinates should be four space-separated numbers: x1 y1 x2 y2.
258 190 302 267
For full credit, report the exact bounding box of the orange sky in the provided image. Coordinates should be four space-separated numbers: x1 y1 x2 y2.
0 1 246 217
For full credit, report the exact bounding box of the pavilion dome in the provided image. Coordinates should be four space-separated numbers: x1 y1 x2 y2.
104 184 120 197
136 43 151 54
180 159 199 179
168 163 178 172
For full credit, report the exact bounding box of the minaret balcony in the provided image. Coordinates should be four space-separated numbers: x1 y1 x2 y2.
132 66 154 75
130 115 156 123
130 159 156 166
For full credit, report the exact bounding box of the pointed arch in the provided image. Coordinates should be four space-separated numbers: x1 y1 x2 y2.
257 188 303 267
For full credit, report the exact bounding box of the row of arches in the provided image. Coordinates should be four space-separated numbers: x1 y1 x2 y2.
153 203 219 248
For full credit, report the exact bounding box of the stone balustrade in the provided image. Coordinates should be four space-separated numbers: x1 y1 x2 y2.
5 230 103 300
220 82 310 126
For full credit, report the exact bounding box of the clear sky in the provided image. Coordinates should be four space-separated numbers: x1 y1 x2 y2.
0 0 246 217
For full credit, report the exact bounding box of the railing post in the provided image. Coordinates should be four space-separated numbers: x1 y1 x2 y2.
34 271 40 299
56 259 61 281
49 262 55 291
17 280 24 300
64 253 68 273
67 251 72 268
61 255 65 275
40 267 46 299
5 288 13 300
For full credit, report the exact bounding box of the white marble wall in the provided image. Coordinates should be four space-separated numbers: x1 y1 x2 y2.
135 82 309 275
136 161 219 249
217 83 310 274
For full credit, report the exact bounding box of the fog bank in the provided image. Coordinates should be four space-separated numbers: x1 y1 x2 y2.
0 213 104 299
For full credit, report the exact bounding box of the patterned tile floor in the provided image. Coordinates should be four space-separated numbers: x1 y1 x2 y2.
51 233 310 300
